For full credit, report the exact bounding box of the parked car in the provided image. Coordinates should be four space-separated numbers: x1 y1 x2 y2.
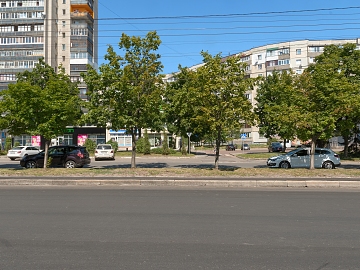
225 144 236 151
267 147 340 169
7 146 40 160
94 144 115 161
241 143 250 150
268 142 283 152
20 145 91 168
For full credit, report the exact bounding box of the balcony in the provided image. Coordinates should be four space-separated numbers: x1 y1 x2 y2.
70 11 93 23
71 0 94 8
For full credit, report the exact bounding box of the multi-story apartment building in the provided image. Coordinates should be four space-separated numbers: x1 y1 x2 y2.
165 38 360 145
0 0 104 148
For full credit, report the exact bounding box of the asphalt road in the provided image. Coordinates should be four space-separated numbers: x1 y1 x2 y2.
1 187 359 269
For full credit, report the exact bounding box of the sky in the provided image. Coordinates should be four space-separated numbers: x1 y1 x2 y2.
97 0 360 74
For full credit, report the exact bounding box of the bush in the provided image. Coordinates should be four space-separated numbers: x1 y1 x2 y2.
84 138 96 154
151 147 177 155
106 140 118 153
181 136 188 155
136 137 146 153
162 131 170 155
5 137 12 151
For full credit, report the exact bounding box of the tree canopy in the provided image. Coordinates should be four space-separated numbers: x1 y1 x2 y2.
165 51 256 169
0 58 82 168
82 31 164 168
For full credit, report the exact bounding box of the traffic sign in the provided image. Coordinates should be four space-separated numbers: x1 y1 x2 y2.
241 133 247 139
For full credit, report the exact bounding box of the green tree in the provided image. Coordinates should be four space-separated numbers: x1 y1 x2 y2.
0 58 82 168
166 52 256 169
82 31 164 168
297 43 360 168
255 70 299 152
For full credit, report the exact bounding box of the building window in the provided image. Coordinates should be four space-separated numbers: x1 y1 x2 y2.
309 46 323 52
62 9 66 15
62 32 65 38
257 55 262 60
62 21 66 27
62 44 65 51
296 59 301 66
278 59 290 65
296 49 301 55
62 0 66 3
279 48 289 55
258 64 262 70
62 56 65 61
309 57 315 63
296 70 302 74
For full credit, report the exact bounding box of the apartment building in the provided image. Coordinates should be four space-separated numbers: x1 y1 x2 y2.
0 0 104 148
165 38 360 145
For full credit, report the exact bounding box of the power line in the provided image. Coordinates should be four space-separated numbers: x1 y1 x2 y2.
96 6 360 20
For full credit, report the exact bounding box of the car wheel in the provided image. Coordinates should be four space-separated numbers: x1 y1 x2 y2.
323 161 334 169
280 161 291 169
64 160 76 168
25 161 37 169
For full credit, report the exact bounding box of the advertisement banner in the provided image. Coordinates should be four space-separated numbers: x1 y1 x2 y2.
77 134 88 146
31 136 41 147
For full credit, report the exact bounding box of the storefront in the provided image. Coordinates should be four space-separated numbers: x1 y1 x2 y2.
108 129 132 150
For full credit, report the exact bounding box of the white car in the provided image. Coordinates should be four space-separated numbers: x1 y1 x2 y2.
94 144 115 161
7 146 41 160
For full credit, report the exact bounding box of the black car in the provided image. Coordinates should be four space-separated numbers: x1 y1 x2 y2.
20 145 91 168
226 144 236 151
268 142 283 152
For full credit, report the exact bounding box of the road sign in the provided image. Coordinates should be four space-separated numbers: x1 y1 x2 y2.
241 133 247 139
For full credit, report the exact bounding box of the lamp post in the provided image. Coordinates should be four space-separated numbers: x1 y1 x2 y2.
186 132 192 154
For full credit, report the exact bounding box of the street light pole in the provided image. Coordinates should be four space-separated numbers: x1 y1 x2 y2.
186 132 192 154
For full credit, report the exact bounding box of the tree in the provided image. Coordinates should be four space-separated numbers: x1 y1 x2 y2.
255 70 299 152
82 31 164 168
166 52 256 169
296 43 360 168
0 58 82 168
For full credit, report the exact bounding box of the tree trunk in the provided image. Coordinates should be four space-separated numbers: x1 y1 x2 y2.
309 139 316 170
43 139 51 169
131 128 136 169
214 129 221 170
283 138 287 152
343 136 349 158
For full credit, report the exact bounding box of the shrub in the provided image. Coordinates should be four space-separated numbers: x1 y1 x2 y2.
84 138 96 154
106 140 118 153
162 131 170 155
143 129 151 155
181 136 188 155
5 137 12 151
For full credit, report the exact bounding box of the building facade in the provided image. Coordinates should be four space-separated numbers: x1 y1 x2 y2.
0 0 101 149
165 38 360 145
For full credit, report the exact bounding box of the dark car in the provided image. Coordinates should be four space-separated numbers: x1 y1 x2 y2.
268 142 283 152
20 145 91 169
226 144 236 151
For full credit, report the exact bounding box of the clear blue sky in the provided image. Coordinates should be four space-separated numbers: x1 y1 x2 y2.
97 0 360 74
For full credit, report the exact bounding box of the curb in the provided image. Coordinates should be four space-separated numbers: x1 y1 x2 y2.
1 177 360 188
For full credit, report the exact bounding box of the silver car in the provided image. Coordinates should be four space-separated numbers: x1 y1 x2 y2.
267 148 341 169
